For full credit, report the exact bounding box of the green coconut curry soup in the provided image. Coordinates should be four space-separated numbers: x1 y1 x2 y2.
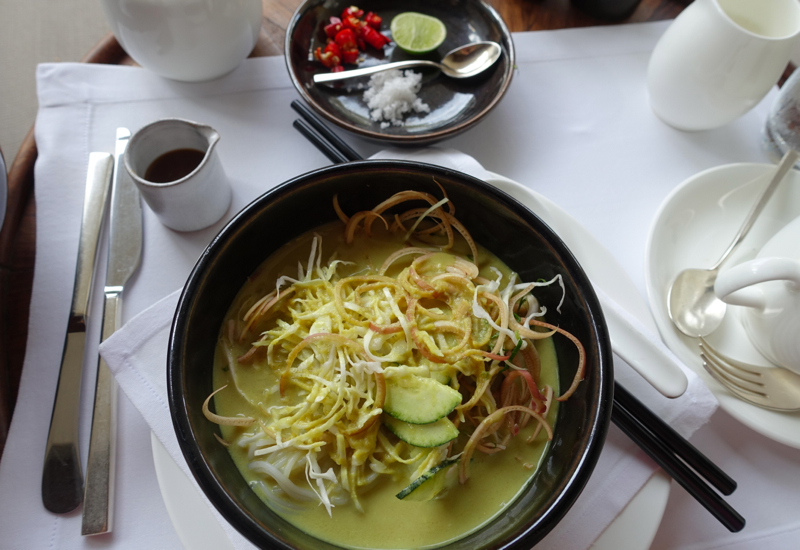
207 192 584 549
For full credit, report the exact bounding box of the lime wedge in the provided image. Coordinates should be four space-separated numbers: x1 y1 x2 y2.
390 12 447 55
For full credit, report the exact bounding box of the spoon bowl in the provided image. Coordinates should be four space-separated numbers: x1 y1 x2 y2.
668 268 727 337
313 41 502 83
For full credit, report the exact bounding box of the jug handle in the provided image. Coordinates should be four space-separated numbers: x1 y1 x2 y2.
714 257 800 310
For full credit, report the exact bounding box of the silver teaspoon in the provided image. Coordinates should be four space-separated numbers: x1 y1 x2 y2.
313 41 502 84
668 148 799 337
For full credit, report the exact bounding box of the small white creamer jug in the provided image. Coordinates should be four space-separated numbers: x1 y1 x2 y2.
124 118 232 232
715 216 800 373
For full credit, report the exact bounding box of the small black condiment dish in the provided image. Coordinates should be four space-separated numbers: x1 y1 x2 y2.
285 0 515 145
168 160 613 549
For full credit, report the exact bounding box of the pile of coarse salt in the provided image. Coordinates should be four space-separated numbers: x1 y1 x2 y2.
363 69 430 128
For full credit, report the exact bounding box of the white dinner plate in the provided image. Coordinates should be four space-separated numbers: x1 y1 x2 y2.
645 163 800 449
152 173 670 550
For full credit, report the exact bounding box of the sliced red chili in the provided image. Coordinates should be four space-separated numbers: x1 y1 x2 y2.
341 48 359 64
334 28 358 51
324 17 343 38
362 26 389 49
313 42 341 69
364 12 382 29
317 7 388 72
341 14 364 33
342 5 364 19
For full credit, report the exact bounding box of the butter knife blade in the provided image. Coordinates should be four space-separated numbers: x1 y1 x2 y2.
82 128 141 535
41 152 113 514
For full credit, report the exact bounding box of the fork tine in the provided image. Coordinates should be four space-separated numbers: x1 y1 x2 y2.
699 339 765 379
700 353 769 399
698 340 800 411
699 344 764 386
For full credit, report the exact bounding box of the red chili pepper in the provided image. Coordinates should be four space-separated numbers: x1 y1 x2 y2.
362 26 389 49
324 16 343 38
313 41 341 69
324 41 341 59
341 48 359 64
341 14 364 33
331 65 344 72
341 6 364 19
364 12 381 29
317 7 388 72
334 28 358 51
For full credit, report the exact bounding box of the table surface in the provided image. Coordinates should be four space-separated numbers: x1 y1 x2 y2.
0 0 687 457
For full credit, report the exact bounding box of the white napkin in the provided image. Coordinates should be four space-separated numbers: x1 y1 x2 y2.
100 149 716 550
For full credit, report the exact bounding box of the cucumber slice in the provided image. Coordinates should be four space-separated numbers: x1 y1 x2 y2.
396 456 460 501
384 376 462 424
383 415 459 448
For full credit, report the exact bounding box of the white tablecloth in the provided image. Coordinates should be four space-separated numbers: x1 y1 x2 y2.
1 20 799 550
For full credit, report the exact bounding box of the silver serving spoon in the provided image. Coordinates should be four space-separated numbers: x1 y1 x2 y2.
313 41 502 84
668 148 799 337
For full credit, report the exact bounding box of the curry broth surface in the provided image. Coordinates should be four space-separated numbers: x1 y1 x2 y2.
212 222 560 549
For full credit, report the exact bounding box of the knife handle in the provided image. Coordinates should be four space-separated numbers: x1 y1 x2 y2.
42 153 113 514
82 291 120 536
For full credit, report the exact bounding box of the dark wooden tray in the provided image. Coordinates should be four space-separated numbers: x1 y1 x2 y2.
0 0 685 456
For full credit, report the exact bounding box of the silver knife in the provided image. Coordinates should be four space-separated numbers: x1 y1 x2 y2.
82 128 142 535
42 152 114 514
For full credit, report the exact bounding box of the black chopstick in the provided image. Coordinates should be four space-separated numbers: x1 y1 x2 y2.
290 101 744 531
291 100 362 162
292 119 350 164
612 400 745 532
614 382 736 496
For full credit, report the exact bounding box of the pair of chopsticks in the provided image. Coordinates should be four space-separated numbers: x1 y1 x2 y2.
289 99 745 533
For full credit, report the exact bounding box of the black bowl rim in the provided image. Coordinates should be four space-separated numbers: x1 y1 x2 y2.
168 159 613 549
283 0 516 145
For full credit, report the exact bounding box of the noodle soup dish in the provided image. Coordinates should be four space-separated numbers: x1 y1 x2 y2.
168 161 613 550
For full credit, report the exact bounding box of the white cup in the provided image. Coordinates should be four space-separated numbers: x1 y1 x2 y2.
98 0 262 82
647 0 800 131
715 215 800 373
124 119 232 232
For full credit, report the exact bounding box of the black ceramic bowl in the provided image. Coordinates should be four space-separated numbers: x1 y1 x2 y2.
168 161 613 549
285 0 515 145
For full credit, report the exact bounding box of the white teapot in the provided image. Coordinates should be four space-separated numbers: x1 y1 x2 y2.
715 216 800 373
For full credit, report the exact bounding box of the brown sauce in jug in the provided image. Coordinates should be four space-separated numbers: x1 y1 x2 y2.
144 148 205 183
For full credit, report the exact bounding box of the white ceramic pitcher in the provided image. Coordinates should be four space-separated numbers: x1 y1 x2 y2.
98 0 262 81
124 118 232 232
647 0 800 131
715 216 800 373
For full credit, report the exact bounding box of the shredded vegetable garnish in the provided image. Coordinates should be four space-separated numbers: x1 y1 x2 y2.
206 188 586 516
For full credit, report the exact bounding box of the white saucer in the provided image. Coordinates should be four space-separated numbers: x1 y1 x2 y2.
645 163 800 449
152 173 670 550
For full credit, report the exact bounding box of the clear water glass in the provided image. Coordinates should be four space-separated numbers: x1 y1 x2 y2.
763 68 800 163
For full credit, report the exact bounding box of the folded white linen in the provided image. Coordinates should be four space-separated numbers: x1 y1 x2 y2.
100 148 716 550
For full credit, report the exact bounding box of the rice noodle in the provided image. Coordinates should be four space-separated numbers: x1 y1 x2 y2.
207 187 586 518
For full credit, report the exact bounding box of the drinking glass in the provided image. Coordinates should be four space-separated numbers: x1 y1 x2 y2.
763 68 800 163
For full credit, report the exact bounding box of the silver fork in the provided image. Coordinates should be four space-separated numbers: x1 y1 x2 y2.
699 339 800 411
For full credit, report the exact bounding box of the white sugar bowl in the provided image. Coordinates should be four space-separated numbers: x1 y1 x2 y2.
715 216 800 373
